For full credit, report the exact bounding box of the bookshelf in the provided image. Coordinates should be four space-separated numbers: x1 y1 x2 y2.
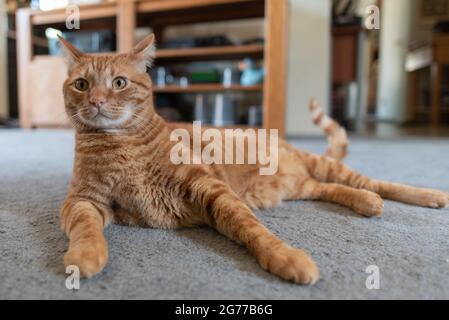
156 44 264 62
15 0 288 135
153 84 263 93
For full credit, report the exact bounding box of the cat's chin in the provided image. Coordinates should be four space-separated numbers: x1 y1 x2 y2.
73 106 131 131
77 112 131 131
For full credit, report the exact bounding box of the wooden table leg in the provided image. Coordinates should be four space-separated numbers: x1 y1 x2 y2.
431 63 442 127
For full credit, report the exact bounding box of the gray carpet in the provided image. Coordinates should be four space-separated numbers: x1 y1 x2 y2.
1 129 449 300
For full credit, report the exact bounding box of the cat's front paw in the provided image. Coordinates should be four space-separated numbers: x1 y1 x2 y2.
353 191 384 217
259 245 319 285
64 238 108 278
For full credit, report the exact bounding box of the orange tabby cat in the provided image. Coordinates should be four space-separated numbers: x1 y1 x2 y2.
59 35 448 285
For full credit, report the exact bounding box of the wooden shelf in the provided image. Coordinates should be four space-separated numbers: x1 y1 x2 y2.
27 0 263 26
156 44 264 62
137 0 257 13
33 44 262 61
30 3 117 25
153 84 263 93
136 0 264 27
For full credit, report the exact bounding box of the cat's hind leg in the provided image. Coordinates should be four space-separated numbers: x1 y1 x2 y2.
304 153 449 209
254 145 383 216
189 175 319 285
289 178 384 217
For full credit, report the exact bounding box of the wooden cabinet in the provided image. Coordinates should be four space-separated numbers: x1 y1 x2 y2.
408 34 449 126
431 34 449 126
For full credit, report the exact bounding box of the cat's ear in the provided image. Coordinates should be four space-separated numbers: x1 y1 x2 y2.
131 34 156 68
58 35 84 68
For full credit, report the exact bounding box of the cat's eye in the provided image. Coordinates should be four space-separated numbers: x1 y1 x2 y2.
112 77 128 90
74 78 89 91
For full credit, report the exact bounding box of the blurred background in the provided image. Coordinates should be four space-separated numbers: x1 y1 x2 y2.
1 0 449 138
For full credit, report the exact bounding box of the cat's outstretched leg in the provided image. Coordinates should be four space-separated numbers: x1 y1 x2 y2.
60 200 111 277
291 178 384 217
189 175 319 285
304 153 449 209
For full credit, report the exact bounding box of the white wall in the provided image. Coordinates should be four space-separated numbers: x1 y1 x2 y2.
0 0 8 119
286 0 331 136
376 0 413 122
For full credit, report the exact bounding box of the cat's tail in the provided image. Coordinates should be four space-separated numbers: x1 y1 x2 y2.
309 99 348 161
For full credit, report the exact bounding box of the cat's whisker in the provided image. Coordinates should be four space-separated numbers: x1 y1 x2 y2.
69 112 89 130
131 113 150 131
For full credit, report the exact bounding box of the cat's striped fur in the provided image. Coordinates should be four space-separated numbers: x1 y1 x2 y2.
60 35 449 284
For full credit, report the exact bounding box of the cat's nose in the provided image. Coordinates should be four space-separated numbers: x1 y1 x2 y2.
89 96 106 108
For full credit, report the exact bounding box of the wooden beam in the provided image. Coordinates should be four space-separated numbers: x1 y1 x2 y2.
16 9 33 128
31 3 117 25
137 0 256 13
117 0 136 52
263 0 288 137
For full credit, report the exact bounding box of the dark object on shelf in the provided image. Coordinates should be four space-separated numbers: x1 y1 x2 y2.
240 58 265 86
248 106 262 126
434 20 449 33
441 88 449 107
332 0 362 27
160 35 233 49
212 94 235 126
157 107 182 122
190 70 221 84
156 67 167 86
241 38 264 46
155 95 194 122
333 16 362 27
48 30 116 55
222 67 241 87
194 94 211 123
333 0 357 17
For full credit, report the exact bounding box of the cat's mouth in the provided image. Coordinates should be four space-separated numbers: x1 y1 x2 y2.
92 111 113 120
75 105 132 130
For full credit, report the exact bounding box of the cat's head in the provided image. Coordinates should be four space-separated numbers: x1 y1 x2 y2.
60 34 156 132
